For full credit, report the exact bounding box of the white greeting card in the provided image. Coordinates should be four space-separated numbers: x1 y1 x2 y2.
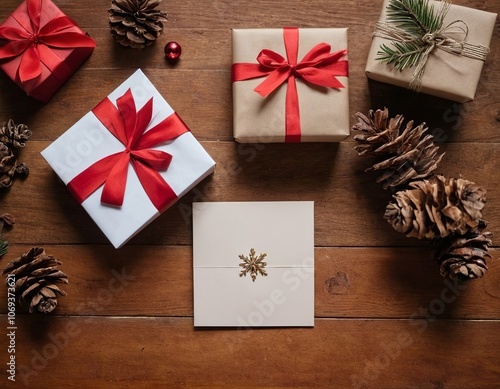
193 201 314 327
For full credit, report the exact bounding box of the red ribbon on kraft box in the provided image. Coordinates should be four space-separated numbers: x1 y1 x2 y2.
232 27 349 143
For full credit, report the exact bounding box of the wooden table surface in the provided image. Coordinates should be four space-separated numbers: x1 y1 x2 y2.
1 0 499 388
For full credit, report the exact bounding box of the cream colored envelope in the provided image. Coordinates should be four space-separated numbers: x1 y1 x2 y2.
193 201 314 327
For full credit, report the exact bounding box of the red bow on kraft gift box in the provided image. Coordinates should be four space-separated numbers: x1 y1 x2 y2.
0 0 95 102
232 27 348 142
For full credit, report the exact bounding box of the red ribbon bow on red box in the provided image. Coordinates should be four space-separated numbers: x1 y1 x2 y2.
232 27 348 142
0 0 95 84
67 89 189 211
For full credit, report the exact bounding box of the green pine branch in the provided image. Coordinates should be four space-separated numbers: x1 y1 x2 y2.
377 0 449 71
386 0 448 36
378 41 426 71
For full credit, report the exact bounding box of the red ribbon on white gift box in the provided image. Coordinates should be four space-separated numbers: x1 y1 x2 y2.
67 88 189 211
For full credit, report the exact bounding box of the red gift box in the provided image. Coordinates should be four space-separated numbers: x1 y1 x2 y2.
0 0 96 102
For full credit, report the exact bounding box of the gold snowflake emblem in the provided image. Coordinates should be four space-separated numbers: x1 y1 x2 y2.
239 248 268 282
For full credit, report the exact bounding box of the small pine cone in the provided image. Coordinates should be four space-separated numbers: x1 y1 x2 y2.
0 119 32 148
109 0 168 49
353 108 444 189
0 214 14 258
0 213 15 230
385 175 486 239
433 221 492 280
353 108 402 155
0 143 28 189
2 248 68 313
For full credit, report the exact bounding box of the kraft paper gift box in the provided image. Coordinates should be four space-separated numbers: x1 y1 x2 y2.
0 0 96 102
193 201 314 327
232 28 350 143
41 69 216 248
365 0 497 103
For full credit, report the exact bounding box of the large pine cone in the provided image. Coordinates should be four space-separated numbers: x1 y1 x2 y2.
433 221 492 280
353 108 444 189
385 175 486 239
0 119 32 148
109 0 168 49
2 248 68 313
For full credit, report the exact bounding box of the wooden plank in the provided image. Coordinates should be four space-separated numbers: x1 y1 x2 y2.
0 3 499 143
2 64 499 143
0 141 498 246
1 315 499 388
1 246 498 319
0 0 492 28
0 1 499 388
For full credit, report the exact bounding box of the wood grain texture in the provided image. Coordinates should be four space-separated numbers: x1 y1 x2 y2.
0 245 499 319
0 0 499 388
1 316 500 389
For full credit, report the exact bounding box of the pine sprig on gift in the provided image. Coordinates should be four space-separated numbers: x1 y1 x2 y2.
386 0 448 36
378 41 426 71
377 0 450 71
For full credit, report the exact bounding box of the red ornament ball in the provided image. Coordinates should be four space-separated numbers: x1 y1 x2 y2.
164 41 182 62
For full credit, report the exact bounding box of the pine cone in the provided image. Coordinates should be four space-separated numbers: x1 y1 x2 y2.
385 175 486 239
353 108 444 189
0 119 32 148
0 142 29 188
109 0 168 49
0 213 15 230
433 221 492 280
2 248 68 313
0 213 14 258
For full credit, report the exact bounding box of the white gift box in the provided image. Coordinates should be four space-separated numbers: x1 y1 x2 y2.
41 69 216 248
193 201 314 327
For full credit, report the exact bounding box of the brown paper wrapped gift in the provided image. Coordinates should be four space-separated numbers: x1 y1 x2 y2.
232 28 350 143
365 0 496 103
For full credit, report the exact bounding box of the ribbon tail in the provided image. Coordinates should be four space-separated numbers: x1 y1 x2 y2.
100 154 131 207
231 63 272 82
67 153 123 204
285 75 301 143
254 67 291 97
132 160 178 211
18 46 42 83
